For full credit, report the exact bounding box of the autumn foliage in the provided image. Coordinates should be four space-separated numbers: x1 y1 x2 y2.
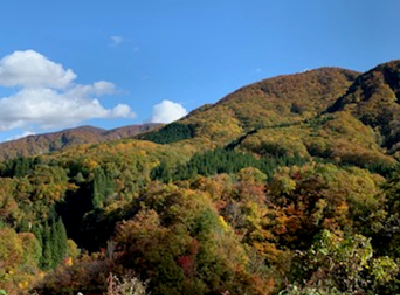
1 61 400 295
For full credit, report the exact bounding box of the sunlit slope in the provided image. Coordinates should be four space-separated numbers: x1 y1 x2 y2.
0 123 162 161
328 60 400 154
141 68 360 145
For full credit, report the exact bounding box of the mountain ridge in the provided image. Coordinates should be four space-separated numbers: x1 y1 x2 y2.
327 60 400 150
2 62 400 161
0 123 162 160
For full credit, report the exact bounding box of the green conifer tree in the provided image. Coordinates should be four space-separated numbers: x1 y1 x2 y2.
92 167 106 207
50 217 59 267
55 218 68 264
41 221 52 270
32 224 43 249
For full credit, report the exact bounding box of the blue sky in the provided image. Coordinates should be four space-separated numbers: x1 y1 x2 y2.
0 0 399 142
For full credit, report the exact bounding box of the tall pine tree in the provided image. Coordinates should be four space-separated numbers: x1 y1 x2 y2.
40 221 52 270
55 218 68 265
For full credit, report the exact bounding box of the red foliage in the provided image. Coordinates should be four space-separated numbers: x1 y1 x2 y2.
177 255 194 275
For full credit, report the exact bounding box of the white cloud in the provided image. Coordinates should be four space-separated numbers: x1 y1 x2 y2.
0 50 136 132
6 131 35 141
65 81 116 97
296 68 311 74
0 50 76 89
110 35 124 47
110 104 135 118
93 81 116 94
150 100 188 124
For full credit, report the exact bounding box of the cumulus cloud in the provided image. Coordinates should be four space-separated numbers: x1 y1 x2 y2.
0 50 76 89
150 100 188 124
0 50 136 132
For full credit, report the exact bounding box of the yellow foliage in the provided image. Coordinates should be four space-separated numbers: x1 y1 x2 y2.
18 281 29 289
219 215 229 230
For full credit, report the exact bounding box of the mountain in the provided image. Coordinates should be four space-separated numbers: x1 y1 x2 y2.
328 60 400 151
0 123 162 161
0 67 364 160
139 68 360 145
140 64 400 171
2 62 400 295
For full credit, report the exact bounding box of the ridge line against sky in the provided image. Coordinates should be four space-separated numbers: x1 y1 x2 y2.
0 0 399 142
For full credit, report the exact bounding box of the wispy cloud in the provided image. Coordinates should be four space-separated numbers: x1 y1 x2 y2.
110 36 140 52
110 35 124 47
141 75 150 80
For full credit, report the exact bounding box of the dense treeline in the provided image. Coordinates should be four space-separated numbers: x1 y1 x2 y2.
138 123 196 144
151 147 307 182
32 163 400 295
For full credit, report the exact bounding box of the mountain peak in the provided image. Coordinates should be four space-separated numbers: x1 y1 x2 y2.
218 67 360 108
327 60 400 149
174 67 360 142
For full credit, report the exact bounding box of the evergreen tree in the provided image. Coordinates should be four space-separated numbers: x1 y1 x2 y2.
13 157 29 177
139 123 196 144
92 167 106 208
32 224 43 249
18 218 30 233
151 147 307 182
41 221 52 270
50 217 58 268
74 172 85 183
55 218 68 264
103 168 114 197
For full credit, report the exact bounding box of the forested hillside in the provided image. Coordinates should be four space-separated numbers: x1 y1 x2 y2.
1 61 400 295
0 123 162 161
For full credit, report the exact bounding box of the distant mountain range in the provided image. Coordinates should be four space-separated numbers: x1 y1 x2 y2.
0 123 162 160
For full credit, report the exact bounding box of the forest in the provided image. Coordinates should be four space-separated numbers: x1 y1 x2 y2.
1 61 400 295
